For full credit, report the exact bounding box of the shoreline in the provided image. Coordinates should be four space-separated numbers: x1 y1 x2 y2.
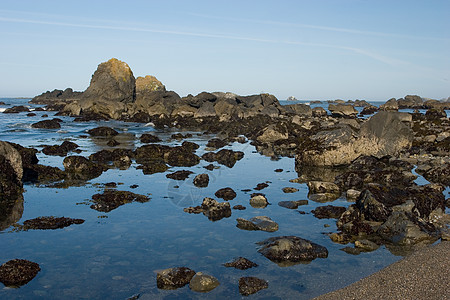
314 241 449 300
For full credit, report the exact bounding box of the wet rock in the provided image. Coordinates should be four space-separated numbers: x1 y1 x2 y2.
311 205 346 219
256 123 289 143
202 149 244 168
90 190 150 212
359 105 378 116
63 156 106 179
23 164 66 183
215 187 237 200
87 126 119 137
42 141 79 156
282 187 299 193
346 189 361 201
139 133 161 143
278 200 308 209
23 216 84 230
254 182 269 190
0 259 40 287
137 161 169 174
106 139 120 147
238 277 268 296
354 239 379 251
166 170 193 180
31 119 61 129
236 216 278 232
189 272 220 293
184 197 232 221
307 181 340 194
135 144 171 162
193 174 209 187
26 112 36 117
166 146 200 167
89 148 134 166
3 106 30 113
250 193 269 208
380 98 398 111
203 164 215 171
312 107 327 117
206 138 228 149
328 104 358 118
233 205 246 210
257 236 328 264
156 267 195 290
6 142 38 167
223 257 258 270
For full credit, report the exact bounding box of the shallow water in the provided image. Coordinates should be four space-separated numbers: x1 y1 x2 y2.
0 98 427 299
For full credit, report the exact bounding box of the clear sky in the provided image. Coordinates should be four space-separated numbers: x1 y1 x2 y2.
0 0 449 100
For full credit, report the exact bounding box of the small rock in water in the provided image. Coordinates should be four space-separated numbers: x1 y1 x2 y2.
278 200 308 209
236 216 278 232
238 277 268 296
311 205 346 219
193 174 209 187
223 257 258 270
23 216 84 230
215 187 237 200
250 193 269 208
282 187 299 193
87 126 118 137
166 170 193 180
254 182 269 190
0 259 41 287
274 168 283 172
140 133 161 143
233 205 246 210
189 272 220 292
203 164 215 171
354 239 379 252
156 267 195 290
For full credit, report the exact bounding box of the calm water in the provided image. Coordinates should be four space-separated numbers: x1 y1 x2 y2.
0 98 407 299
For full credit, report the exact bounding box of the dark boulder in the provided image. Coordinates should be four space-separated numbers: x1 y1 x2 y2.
90 190 150 212
42 141 79 156
0 259 40 287
31 119 61 129
63 156 106 180
202 149 244 168
23 164 66 183
311 205 346 219
206 138 228 149
215 187 237 200
236 216 279 232
184 197 231 221
156 267 195 290
0 141 23 200
139 133 161 143
166 146 200 167
278 200 308 209
238 277 268 296
257 236 328 264
87 126 119 137
193 174 209 187
223 257 258 270
166 170 194 180
136 161 168 175
3 106 30 113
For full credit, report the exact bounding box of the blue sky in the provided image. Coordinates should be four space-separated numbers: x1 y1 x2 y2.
0 0 449 100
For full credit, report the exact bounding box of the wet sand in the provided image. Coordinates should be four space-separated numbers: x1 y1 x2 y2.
315 241 450 300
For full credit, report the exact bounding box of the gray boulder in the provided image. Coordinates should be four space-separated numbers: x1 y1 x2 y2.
189 272 220 293
236 216 279 232
328 104 358 118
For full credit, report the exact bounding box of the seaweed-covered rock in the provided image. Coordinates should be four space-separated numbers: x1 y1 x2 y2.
166 146 200 167
311 205 346 219
193 174 209 187
236 216 278 232
206 138 228 149
0 141 23 200
63 156 106 180
238 277 268 296
90 190 150 212
282 187 299 193
202 149 244 168
139 133 162 143
166 170 194 180
137 160 168 175
23 216 84 230
250 193 269 208
31 119 61 129
223 257 258 270
3 106 30 114
215 187 237 200
257 236 328 264
87 126 119 137
0 259 40 287
156 267 195 290
189 272 220 293
42 141 79 156
22 164 66 183
184 197 231 221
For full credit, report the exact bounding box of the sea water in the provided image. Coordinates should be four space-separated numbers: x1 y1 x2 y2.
0 98 413 299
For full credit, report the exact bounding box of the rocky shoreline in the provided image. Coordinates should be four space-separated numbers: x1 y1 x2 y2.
1 58 449 296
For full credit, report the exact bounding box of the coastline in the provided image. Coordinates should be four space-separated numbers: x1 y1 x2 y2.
314 241 450 300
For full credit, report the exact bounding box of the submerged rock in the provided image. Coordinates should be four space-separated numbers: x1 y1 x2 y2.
184 197 231 221
278 200 308 209
166 170 193 180
189 272 220 293
202 149 244 168
87 126 119 137
223 257 258 270
257 236 328 264
156 267 195 290
139 133 161 143
31 119 61 129
236 216 279 232
206 138 228 149
311 205 346 219
22 216 84 230
238 277 268 296
90 190 150 212
0 259 40 287
193 174 209 187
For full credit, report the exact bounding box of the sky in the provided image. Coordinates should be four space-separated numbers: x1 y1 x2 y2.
0 0 449 101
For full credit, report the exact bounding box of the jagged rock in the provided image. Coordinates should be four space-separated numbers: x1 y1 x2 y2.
311 205 346 219
184 197 231 221
42 141 79 156
238 277 268 296
139 133 161 143
193 174 209 187
22 216 84 230
135 75 165 93
166 170 193 180
137 160 168 175
156 267 195 290
31 119 61 129
189 272 220 293
257 236 328 264
398 95 423 109
328 104 358 118
236 216 278 232
0 259 40 287
360 105 378 115
380 98 398 111
206 138 228 149
278 200 308 209
223 257 258 270
166 146 200 167
312 107 327 117
202 149 244 168
90 190 150 212
256 123 289 143
87 126 119 137
215 187 237 200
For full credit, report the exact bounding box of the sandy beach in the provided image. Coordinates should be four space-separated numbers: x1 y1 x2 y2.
315 241 450 300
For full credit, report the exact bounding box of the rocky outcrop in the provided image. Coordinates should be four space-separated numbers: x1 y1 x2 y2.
135 75 165 93
31 88 82 105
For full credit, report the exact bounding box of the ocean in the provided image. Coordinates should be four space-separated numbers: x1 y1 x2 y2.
0 98 435 299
